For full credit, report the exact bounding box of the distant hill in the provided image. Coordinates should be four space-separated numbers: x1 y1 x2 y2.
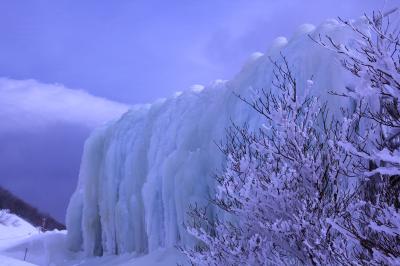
0 187 65 230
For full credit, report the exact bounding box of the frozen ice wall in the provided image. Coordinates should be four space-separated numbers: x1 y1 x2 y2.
66 19 360 256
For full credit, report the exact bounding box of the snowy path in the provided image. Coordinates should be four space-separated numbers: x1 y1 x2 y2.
0 255 37 266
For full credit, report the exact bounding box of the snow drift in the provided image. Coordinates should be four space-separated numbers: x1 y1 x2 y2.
66 19 360 257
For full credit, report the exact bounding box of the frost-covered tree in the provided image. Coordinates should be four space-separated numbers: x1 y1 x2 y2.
315 9 400 265
183 10 400 266
182 57 354 265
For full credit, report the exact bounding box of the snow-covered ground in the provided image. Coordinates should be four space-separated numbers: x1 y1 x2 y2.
0 212 71 265
0 212 187 265
0 212 38 250
0 255 36 266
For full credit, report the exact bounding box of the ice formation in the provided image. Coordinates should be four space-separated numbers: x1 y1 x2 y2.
66 19 359 256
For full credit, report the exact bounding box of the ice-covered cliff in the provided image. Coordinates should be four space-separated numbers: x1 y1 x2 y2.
66 19 360 257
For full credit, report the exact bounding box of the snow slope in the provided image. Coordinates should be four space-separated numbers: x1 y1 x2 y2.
0 212 40 265
0 212 38 251
66 18 361 259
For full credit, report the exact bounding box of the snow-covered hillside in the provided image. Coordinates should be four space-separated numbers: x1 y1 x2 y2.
66 18 360 259
0 211 38 251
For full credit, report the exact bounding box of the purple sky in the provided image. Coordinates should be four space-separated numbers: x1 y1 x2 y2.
0 0 395 222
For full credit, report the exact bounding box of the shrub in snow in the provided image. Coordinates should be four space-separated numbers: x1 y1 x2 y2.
184 10 400 266
182 56 352 265
316 9 400 265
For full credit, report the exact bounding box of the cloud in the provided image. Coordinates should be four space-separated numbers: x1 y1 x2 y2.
0 78 130 222
0 78 130 133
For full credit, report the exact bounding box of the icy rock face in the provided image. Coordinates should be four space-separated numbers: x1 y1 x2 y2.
66 19 358 256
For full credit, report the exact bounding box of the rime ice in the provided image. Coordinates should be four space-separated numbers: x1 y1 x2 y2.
66 20 356 257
